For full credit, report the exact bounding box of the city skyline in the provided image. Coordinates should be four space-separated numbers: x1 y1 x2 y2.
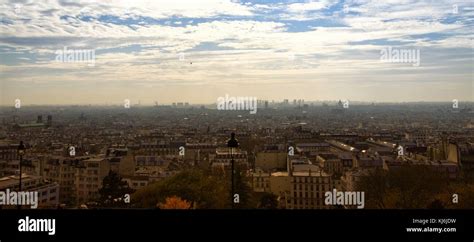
1 0 473 105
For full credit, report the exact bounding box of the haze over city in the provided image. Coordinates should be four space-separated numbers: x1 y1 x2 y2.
1 0 473 105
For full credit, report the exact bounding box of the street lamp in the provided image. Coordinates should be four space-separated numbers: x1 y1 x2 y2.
17 141 25 209
227 133 239 209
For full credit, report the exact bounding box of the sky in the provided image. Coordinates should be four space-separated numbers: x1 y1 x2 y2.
0 0 473 105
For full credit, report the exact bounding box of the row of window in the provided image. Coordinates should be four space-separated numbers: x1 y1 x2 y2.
294 184 329 191
41 189 54 196
78 184 99 188
40 196 56 204
290 198 325 207
293 177 329 183
293 191 325 198
132 182 146 187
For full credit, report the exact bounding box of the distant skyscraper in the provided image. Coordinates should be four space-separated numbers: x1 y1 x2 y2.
47 115 52 126
37 115 43 123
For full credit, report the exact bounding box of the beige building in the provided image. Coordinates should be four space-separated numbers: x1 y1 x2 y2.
255 151 287 171
43 157 80 204
317 153 343 175
123 175 149 190
209 148 248 169
252 169 333 209
0 174 59 208
75 157 110 204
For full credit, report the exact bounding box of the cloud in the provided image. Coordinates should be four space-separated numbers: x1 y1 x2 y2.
0 0 472 104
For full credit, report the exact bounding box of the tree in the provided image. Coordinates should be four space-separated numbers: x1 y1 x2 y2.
387 165 447 208
435 183 474 209
232 165 257 209
357 165 450 209
98 170 134 207
427 199 445 209
258 192 278 209
356 168 388 209
132 169 229 209
158 196 192 209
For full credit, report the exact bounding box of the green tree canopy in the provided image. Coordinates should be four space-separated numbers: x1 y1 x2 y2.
98 170 134 207
132 169 229 209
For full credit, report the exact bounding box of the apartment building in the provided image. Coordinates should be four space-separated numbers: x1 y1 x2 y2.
0 174 59 208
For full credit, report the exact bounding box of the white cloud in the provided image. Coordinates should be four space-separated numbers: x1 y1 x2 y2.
0 0 472 103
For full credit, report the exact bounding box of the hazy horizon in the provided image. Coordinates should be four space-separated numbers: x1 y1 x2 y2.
1 100 474 107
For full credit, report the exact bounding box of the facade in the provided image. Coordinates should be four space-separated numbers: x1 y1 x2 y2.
210 148 248 168
0 174 59 208
252 169 333 209
43 157 79 204
75 157 110 204
317 153 343 175
255 151 287 171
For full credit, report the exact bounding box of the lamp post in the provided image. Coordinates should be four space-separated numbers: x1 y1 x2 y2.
17 141 25 209
227 133 239 209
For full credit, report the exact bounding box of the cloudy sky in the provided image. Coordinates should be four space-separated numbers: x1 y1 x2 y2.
0 0 473 105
